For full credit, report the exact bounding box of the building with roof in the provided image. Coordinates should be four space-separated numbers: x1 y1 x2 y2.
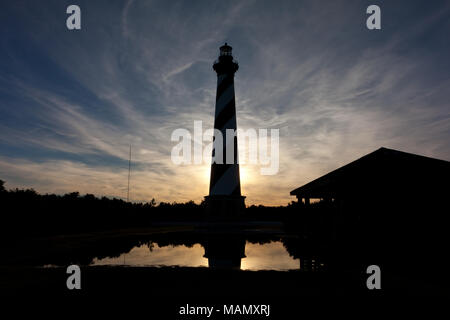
289 147 449 273
291 147 449 206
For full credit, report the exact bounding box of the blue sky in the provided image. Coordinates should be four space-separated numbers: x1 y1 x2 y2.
0 0 449 205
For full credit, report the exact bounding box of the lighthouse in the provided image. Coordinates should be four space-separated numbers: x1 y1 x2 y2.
205 43 245 217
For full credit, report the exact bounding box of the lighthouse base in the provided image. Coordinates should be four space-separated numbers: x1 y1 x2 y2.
204 195 246 220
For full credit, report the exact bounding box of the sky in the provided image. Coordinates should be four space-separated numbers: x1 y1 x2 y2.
0 0 449 206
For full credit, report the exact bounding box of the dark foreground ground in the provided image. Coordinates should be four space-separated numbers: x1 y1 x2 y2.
1 222 448 319
1 264 444 318
0 263 442 296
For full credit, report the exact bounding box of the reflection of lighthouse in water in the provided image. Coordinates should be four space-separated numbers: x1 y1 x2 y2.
203 235 246 269
205 43 246 218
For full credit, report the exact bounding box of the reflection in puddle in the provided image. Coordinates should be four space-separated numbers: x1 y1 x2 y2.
242 242 299 271
92 243 208 268
92 241 299 271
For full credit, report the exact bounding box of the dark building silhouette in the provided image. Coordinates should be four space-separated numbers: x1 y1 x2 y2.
290 147 449 205
205 43 245 217
290 147 450 274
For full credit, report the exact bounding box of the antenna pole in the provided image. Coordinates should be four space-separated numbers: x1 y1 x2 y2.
127 144 131 202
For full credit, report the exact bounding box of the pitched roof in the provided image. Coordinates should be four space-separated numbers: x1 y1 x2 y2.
290 147 450 197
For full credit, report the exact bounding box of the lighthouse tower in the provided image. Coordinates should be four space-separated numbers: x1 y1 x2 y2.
205 43 245 217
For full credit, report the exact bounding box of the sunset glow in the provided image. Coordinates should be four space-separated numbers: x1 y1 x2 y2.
1 1 449 206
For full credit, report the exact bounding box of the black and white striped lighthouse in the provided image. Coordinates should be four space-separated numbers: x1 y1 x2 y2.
205 43 245 217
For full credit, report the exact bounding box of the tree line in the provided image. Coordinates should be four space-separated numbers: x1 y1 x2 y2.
0 180 305 237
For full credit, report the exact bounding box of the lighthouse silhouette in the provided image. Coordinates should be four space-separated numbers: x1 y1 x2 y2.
205 43 246 218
